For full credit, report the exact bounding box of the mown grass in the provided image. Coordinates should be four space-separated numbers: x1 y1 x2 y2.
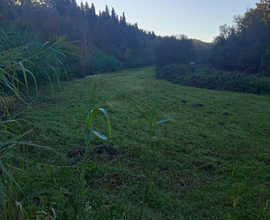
13 66 270 219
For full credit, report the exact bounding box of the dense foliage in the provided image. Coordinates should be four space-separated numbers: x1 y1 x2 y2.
210 0 270 75
0 24 76 219
155 1 270 94
156 64 270 94
1 0 158 76
154 35 195 69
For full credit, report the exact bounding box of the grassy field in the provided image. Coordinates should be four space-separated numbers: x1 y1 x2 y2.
15 66 270 219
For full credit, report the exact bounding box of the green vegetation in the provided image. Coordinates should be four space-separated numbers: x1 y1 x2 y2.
2 0 270 219
0 25 76 90
0 26 76 219
89 50 123 74
79 77 112 220
154 1 270 92
154 35 194 69
156 64 270 94
210 0 270 74
127 94 171 219
1 0 156 75
2 67 270 219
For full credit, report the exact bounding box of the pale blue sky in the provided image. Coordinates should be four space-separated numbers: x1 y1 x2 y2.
80 0 257 42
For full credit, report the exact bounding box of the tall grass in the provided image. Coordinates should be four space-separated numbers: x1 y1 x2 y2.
0 26 77 219
0 26 77 94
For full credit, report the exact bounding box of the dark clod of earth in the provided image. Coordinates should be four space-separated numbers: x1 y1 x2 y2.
159 166 169 171
68 145 119 158
193 104 204 108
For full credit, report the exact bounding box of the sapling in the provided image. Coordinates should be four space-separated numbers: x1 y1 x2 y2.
127 91 171 220
78 76 111 220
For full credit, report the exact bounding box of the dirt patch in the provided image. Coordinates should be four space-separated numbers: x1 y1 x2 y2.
68 145 119 164
173 175 196 187
103 172 127 188
193 161 221 172
68 145 119 157
34 103 47 110
193 104 204 108
167 172 203 191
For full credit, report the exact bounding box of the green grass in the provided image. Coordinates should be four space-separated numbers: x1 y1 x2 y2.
10 66 270 219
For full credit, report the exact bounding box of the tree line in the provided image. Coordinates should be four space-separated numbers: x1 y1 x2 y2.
154 0 270 95
210 0 270 75
154 0 270 77
0 0 159 76
1 0 270 79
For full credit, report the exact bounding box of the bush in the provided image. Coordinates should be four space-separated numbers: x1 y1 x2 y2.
156 63 195 80
124 48 146 68
89 50 122 74
156 64 270 95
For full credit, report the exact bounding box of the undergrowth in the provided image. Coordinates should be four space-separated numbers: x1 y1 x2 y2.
156 63 270 94
89 49 123 74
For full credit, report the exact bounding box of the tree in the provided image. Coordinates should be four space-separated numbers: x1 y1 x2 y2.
52 0 71 16
105 5 110 20
261 46 270 75
0 0 9 22
79 25 94 75
154 36 194 68
2 0 158 71
80 1 84 12
210 1 270 73
120 12 126 29
256 0 270 26
88 3 97 23
111 7 118 23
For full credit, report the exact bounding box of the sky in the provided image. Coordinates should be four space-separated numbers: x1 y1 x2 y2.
80 0 258 43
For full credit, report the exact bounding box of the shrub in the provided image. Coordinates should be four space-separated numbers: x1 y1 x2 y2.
123 48 146 68
156 64 270 94
89 50 122 74
155 63 195 81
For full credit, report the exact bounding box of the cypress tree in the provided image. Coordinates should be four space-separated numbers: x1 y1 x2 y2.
105 5 110 20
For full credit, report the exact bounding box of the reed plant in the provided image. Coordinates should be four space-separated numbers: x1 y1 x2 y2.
78 76 111 220
127 91 171 220
0 26 77 219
